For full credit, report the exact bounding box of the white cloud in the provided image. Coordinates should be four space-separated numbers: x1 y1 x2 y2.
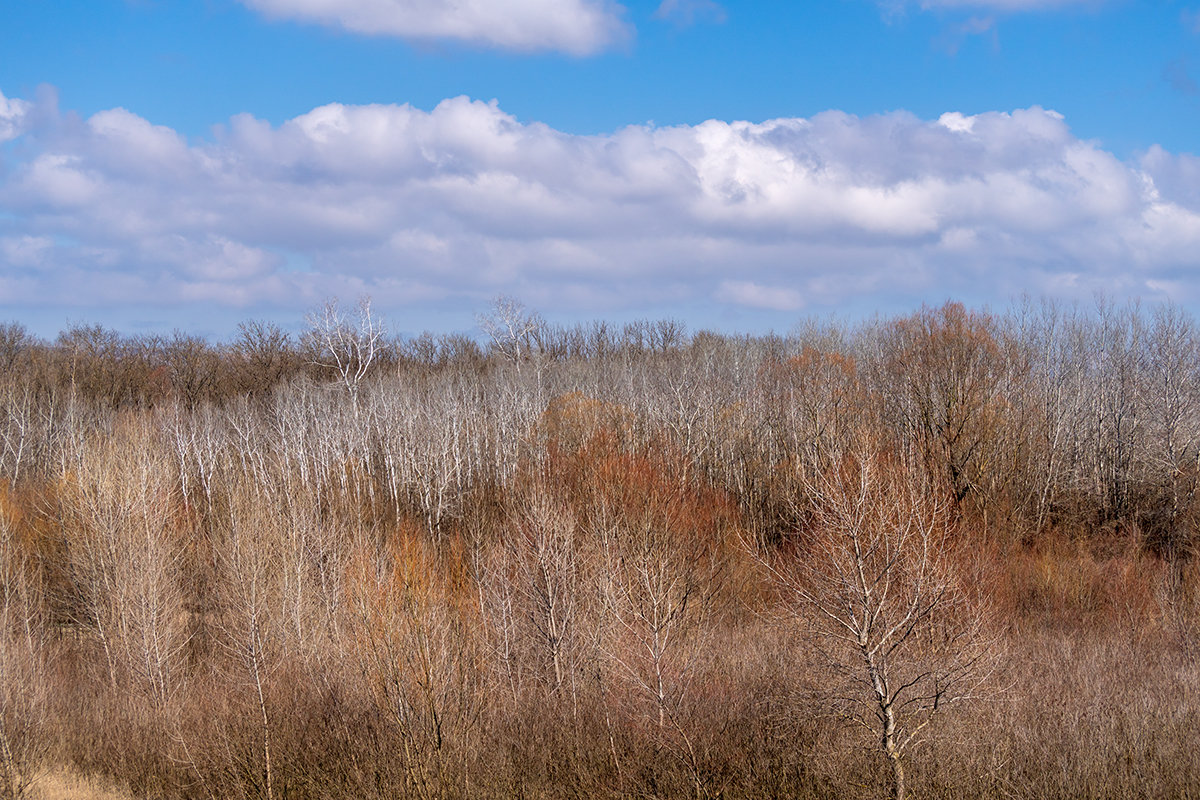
715 281 805 311
238 0 630 55
0 235 54 268
1140 146 1200 211
1 89 1199 323
14 155 103 208
0 90 30 143
938 112 976 133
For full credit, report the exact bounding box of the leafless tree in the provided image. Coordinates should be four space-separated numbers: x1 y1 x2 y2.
869 302 1016 506
1084 298 1146 521
509 488 586 694
476 295 544 375
0 383 35 485
1008 298 1088 535
160 331 220 410
60 417 189 704
1142 304 1200 555
0 502 48 800
216 489 287 800
0 324 33 378
230 319 295 398
595 492 722 798
764 437 992 800
346 532 481 800
304 296 385 412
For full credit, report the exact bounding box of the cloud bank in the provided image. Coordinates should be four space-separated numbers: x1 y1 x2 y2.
238 0 630 55
1 87 1198 324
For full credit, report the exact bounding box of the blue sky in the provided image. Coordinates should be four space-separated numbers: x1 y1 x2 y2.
1 0 1199 337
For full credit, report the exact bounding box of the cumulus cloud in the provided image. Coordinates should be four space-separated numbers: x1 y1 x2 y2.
1140 146 1200 212
1 88 1199 324
0 90 31 143
238 0 630 55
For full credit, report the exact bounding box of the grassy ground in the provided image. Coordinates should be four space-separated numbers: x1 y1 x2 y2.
31 766 134 800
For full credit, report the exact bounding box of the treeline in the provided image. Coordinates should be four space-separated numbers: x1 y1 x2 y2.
1 297 1199 799
0 312 685 412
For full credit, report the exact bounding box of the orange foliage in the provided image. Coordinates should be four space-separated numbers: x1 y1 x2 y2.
528 395 754 606
537 391 634 458
0 476 65 565
345 517 478 638
786 345 857 384
976 530 1162 630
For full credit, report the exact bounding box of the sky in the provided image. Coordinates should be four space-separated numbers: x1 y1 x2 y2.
1 0 1199 338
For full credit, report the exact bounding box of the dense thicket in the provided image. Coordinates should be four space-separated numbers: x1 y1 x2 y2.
1 298 1199 799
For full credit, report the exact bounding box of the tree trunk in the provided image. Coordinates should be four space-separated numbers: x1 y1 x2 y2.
888 748 906 800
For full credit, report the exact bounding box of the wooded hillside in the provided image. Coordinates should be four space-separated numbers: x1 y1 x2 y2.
2 297 1198 799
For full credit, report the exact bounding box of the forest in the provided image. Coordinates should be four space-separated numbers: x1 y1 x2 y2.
1 296 1199 799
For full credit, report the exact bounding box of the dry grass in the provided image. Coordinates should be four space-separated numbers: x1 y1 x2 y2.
30 766 134 800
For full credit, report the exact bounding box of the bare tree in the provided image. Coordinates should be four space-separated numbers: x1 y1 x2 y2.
507 488 586 694
160 331 220 410
60 417 189 704
476 295 544 375
1142 303 1200 556
1008 297 1088 536
870 302 1015 506
0 383 35 485
597 507 718 798
764 437 992 800
304 296 386 412
346 531 482 800
0 324 33 378
216 490 286 800
1084 298 1146 521
230 319 295 398
0 503 48 800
